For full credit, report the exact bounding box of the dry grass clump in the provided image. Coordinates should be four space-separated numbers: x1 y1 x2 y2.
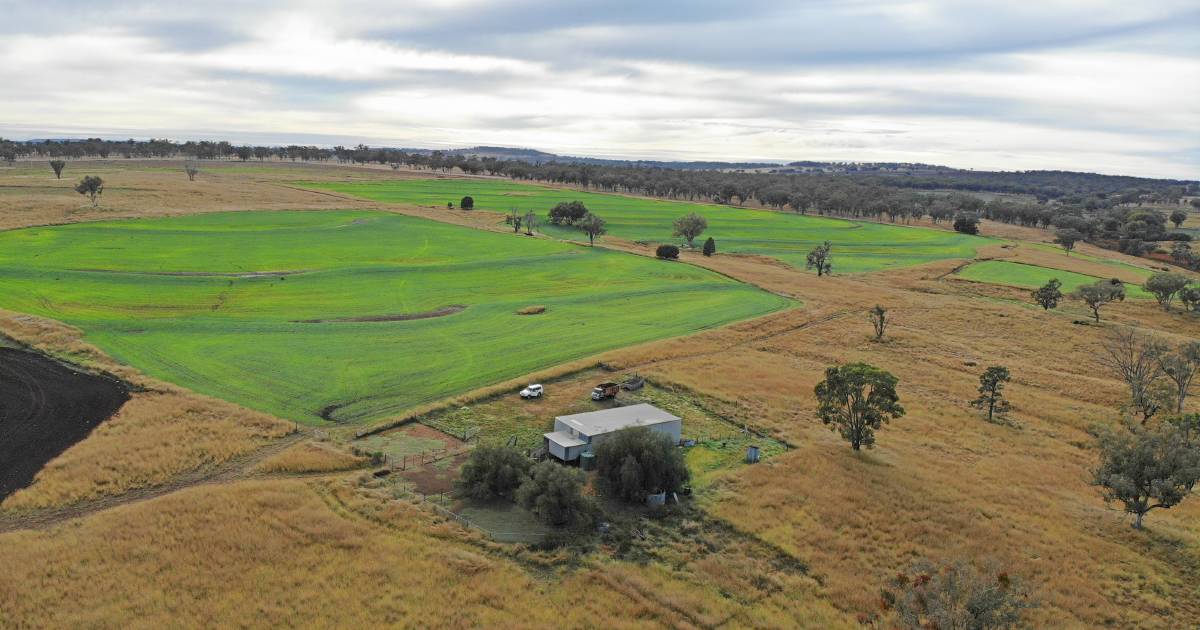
255 441 366 474
516 305 547 315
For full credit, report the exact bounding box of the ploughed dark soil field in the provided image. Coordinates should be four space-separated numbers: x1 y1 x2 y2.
0 348 129 499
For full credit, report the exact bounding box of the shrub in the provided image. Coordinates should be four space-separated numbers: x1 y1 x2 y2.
460 195 474 210
455 446 531 500
516 462 593 527
548 200 588 225
594 427 688 503
953 213 980 235
702 237 716 257
879 560 1034 629
656 244 680 260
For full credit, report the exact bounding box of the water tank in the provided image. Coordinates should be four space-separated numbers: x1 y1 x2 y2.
745 445 761 464
579 451 596 471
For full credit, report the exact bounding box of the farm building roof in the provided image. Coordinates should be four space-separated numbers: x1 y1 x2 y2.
555 403 680 437
544 431 587 448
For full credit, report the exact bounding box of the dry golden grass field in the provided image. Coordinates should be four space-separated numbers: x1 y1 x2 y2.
0 159 1197 628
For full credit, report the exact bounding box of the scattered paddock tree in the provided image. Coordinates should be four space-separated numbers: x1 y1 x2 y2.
579 212 606 246
953 213 980 235
1075 278 1125 322
702 237 716 257
460 195 474 210
74 175 104 206
1053 228 1083 255
971 366 1012 422
548 200 588 225
672 212 707 247
1092 424 1200 529
1170 209 1188 229
1144 273 1191 311
806 241 833 276
49 159 66 179
869 305 888 341
879 559 1034 629
456 446 532 500
184 163 200 181
815 362 905 450
656 244 680 260
1098 327 1168 424
516 462 592 527
523 210 537 235
1159 341 1200 415
594 427 689 503
1031 278 1064 310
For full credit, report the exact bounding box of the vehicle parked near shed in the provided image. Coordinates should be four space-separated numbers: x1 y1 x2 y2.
520 384 543 399
591 382 620 400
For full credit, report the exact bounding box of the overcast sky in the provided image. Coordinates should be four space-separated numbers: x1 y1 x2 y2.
1 0 1197 178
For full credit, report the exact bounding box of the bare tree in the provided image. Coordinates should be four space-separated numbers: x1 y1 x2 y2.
1098 327 1168 423
184 163 200 181
1159 341 1200 415
523 210 536 236
507 207 523 233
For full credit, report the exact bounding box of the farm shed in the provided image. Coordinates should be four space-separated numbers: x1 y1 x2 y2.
544 403 681 462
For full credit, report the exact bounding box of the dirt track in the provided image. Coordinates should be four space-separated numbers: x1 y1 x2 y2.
0 348 129 499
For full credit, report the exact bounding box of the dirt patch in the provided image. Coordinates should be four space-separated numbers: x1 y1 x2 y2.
0 348 129 499
294 305 466 324
516 305 546 315
400 451 470 495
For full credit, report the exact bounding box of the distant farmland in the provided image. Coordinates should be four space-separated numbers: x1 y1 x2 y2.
306 178 992 273
0 211 789 424
956 260 1152 299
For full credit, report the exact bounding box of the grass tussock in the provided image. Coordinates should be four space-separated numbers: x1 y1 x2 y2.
254 441 366 474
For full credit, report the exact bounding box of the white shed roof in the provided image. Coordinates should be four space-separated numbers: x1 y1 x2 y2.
544 430 587 448
556 403 680 437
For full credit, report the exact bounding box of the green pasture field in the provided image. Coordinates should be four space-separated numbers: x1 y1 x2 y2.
955 260 1151 299
304 178 992 274
0 210 790 424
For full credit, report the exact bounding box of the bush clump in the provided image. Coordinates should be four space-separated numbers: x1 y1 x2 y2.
456 446 531 500
594 427 688 503
656 244 680 260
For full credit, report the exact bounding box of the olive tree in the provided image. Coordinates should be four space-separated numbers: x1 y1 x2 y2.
1053 228 1083 255
672 212 707 248
1075 279 1125 322
1092 424 1200 529
456 446 532 500
815 362 905 450
49 159 66 179
516 462 592 527
971 366 1012 422
594 427 689 503
1031 279 1063 310
806 241 833 276
1143 273 1191 311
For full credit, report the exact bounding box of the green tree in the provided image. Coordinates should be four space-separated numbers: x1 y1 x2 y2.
880 559 1034 629
548 200 588 225
953 213 980 235
74 175 104 206
869 305 888 341
672 212 707 247
460 195 474 210
1092 424 1200 529
971 366 1012 422
1053 228 1083 255
456 446 532 500
702 237 716 257
594 427 689 503
1031 278 1064 310
516 462 592 527
1169 209 1188 229
578 212 606 246
1075 279 1125 322
49 159 66 179
815 362 905 450
806 241 833 276
1144 273 1191 311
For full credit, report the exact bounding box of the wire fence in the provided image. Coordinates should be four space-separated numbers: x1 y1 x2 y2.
408 489 549 544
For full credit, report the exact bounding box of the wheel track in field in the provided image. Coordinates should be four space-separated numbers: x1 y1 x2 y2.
0 431 349 533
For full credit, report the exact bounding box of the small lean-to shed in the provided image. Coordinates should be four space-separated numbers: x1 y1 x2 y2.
543 403 681 463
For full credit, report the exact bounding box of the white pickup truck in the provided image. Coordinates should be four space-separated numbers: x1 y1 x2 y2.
519 384 544 399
